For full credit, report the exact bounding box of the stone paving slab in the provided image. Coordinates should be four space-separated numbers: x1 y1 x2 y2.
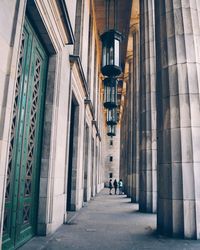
19 189 200 250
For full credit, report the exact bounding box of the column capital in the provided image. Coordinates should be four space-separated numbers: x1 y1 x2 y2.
130 21 139 33
126 53 133 62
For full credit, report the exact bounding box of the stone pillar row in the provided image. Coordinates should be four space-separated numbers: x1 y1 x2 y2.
127 60 134 198
124 91 129 194
132 23 140 203
119 100 128 193
120 0 200 240
139 0 157 213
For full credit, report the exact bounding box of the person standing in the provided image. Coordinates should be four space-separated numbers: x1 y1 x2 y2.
109 179 113 195
119 179 123 195
113 179 118 195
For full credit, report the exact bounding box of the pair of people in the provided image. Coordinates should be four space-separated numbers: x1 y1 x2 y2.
109 179 123 195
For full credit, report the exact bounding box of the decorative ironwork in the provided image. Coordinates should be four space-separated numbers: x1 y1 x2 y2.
24 179 31 197
3 209 8 233
23 205 30 224
6 33 25 201
24 58 41 198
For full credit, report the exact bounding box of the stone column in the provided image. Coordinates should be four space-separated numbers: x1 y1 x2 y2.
126 69 133 198
139 0 157 213
155 1 200 238
123 84 129 195
124 93 129 194
132 23 140 203
119 104 127 192
128 59 134 199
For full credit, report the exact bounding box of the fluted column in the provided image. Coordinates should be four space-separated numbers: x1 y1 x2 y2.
125 76 130 196
124 92 129 194
120 92 128 194
155 1 200 238
139 0 157 213
126 61 134 198
132 23 140 203
128 59 134 199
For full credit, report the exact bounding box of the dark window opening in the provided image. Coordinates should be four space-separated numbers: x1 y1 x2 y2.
110 140 113 146
109 173 113 178
110 156 113 162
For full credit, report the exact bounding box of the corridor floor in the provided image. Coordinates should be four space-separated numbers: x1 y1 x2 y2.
20 189 200 250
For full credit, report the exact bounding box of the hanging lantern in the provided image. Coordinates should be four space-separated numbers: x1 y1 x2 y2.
101 30 122 77
107 124 116 137
103 77 117 109
107 108 117 125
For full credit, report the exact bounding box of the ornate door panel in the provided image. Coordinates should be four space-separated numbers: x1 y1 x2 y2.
2 18 48 250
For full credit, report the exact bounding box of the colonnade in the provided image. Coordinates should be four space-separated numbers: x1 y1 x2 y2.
120 0 200 239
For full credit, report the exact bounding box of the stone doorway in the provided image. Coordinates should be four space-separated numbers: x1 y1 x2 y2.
67 97 79 211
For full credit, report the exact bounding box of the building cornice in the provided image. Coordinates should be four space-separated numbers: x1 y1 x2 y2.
57 0 75 44
92 120 101 141
69 55 89 98
84 98 94 117
84 99 101 141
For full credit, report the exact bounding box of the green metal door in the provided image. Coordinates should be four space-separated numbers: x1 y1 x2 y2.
2 18 48 250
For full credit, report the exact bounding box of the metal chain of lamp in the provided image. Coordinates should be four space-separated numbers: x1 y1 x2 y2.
101 0 121 137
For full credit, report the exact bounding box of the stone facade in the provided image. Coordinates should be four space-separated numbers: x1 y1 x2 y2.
0 1 104 249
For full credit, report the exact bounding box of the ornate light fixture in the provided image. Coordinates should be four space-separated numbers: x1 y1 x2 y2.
103 77 117 109
107 108 117 125
101 0 122 77
101 30 122 77
107 124 116 137
101 1 121 137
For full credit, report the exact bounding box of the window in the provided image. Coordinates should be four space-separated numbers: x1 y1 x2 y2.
110 156 113 162
109 173 113 178
110 140 113 146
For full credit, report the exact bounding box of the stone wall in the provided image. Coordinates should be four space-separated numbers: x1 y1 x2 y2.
0 0 105 247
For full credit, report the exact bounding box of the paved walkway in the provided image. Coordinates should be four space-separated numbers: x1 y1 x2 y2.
20 189 200 250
